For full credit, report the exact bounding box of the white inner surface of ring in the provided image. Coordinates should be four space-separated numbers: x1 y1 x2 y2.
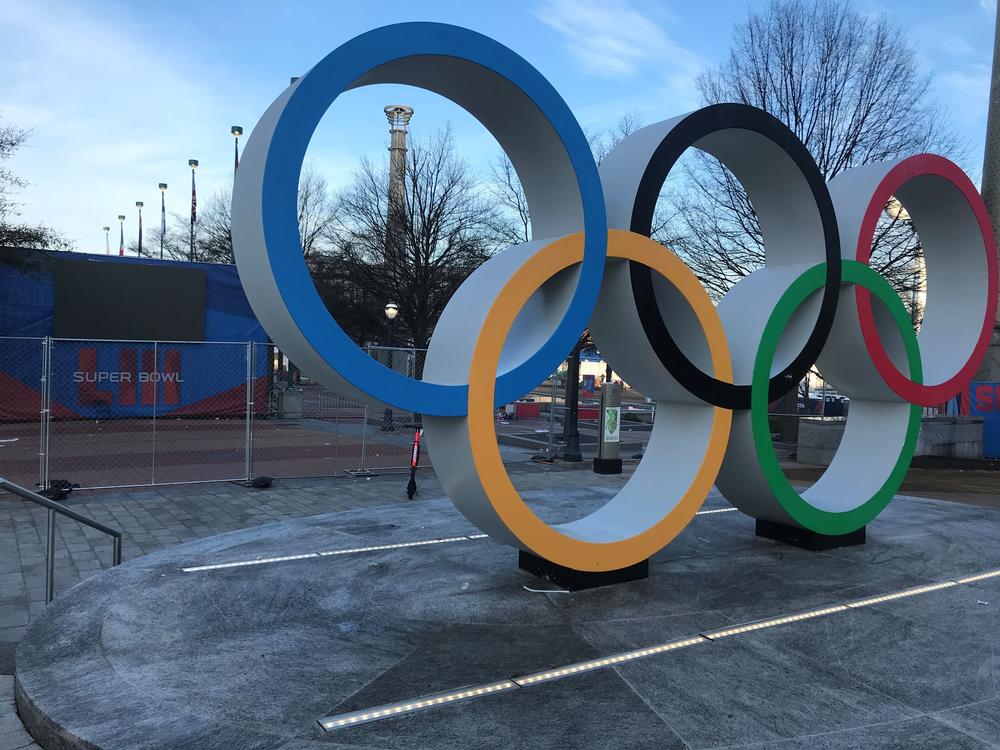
893 174 988 386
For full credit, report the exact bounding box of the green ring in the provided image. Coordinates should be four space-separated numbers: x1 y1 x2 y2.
750 260 922 535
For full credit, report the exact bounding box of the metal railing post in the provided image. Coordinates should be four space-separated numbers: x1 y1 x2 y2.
45 508 55 603
0 476 124 604
245 342 254 483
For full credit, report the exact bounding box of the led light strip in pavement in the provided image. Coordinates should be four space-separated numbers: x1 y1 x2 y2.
181 507 738 573
180 537 480 572
318 566 1000 732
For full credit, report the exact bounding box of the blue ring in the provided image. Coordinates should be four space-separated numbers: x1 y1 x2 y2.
260 22 606 417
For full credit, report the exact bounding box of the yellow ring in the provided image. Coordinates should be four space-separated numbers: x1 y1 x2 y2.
467 230 733 571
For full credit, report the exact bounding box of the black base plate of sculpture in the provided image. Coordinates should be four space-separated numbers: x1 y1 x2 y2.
755 519 866 551
593 457 623 475
518 550 649 591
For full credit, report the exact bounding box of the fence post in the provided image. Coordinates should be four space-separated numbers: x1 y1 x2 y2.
151 341 157 485
546 372 557 457
40 337 52 491
245 342 254 483
359 404 368 473
37 338 47 491
334 393 341 477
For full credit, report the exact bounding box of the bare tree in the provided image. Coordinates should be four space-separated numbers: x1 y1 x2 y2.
486 112 651 250
327 126 498 353
486 155 530 246
661 0 960 314
143 166 335 264
0 118 69 252
588 112 646 166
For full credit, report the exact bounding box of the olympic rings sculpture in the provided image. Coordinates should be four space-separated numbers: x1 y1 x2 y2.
232 23 998 572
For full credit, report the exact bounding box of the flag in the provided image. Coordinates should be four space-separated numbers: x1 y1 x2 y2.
161 192 166 238
118 222 124 257
138 210 143 256
190 169 197 224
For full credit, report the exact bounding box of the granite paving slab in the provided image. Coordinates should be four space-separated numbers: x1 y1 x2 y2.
14 488 1000 749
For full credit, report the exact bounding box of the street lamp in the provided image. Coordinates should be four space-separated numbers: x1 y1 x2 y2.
158 183 167 259
231 126 243 176
102 226 110 255
188 159 198 262
382 302 399 431
117 214 126 257
135 201 144 257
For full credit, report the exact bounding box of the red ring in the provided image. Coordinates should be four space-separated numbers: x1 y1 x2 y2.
855 154 999 406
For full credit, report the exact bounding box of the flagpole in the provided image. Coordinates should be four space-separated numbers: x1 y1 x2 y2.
103 226 110 254
231 126 243 178
188 159 198 262
158 183 167 259
135 201 144 257
117 214 125 257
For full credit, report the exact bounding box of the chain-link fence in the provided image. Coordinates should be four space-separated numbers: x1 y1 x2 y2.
0 337 48 489
0 337 440 490
490 366 657 461
249 343 425 479
1 336 887 491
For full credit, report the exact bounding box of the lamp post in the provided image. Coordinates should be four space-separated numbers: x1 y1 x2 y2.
158 183 167 259
188 159 198 262
560 337 584 462
102 226 110 255
135 201 144 257
231 126 243 176
381 302 399 431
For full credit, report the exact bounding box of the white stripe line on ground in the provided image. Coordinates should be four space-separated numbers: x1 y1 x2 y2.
318 565 1000 731
181 507 738 572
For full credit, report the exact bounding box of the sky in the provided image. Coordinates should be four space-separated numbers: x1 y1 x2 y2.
0 0 996 252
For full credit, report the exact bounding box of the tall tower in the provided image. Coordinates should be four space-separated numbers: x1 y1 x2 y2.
978 12 1000 381
385 105 413 261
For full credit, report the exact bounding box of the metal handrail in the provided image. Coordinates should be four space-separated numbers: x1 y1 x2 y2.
0 476 123 603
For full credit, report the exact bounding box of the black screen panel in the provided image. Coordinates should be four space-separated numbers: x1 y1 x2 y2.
53 259 205 341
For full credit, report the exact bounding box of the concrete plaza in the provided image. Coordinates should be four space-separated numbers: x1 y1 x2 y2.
5 461 1000 749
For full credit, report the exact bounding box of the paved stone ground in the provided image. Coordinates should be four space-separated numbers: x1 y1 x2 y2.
14 480 1000 749
0 677 36 750
4 458 999 750
0 459 620 749
0 456 611 671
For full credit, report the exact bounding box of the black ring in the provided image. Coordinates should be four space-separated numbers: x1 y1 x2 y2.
627 104 840 409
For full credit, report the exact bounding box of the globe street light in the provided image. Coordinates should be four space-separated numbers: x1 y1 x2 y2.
231 126 243 176
117 214 126 257
158 183 167 259
188 159 198 262
382 302 399 431
135 201 144 257
102 226 110 255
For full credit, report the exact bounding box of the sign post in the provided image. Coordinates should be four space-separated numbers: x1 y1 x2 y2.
594 382 622 474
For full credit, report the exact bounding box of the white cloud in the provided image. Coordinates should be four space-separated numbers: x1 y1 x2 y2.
981 0 995 14
535 0 702 79
0 0 239 251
